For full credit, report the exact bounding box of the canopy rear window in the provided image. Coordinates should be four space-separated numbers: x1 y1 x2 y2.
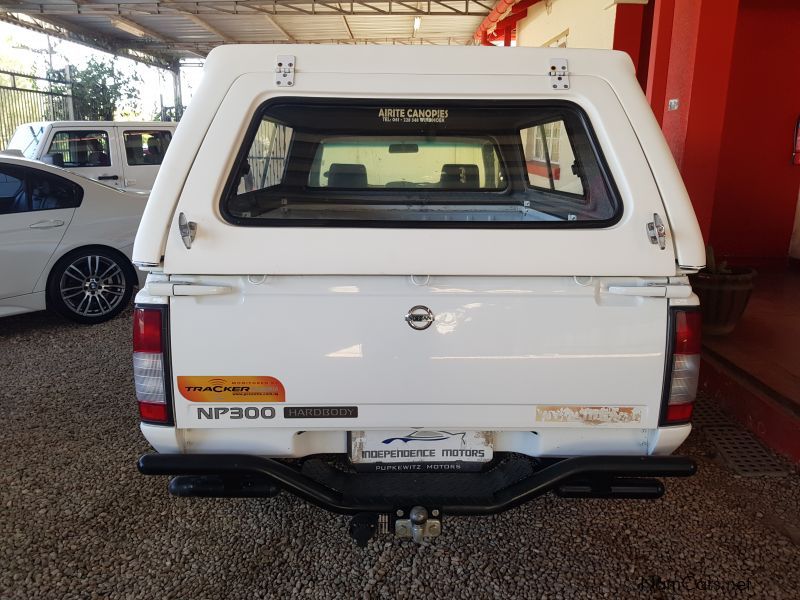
222 101 621 228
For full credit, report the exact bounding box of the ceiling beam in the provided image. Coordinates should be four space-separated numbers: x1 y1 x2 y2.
180 12 236 42
262 14 295 41
0 1 490 17
126 35 475 50
341 16 354 40
0 11 180 68
158 1 236 42
240 3 296 41
109 15 172 43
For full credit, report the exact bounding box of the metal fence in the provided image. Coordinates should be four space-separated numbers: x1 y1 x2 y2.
0 70 73 150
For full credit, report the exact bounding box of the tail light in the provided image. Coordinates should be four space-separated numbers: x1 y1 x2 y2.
133 306 172 424
661 309 701 425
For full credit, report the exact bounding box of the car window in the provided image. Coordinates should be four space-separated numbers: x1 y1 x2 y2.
237 120 293 194
223 101 619 227
521 120 584 196
123 130 172 166
310 137 505 190
29 172 83 211
47 130 111 168
0 165 83 214
0 168 27 214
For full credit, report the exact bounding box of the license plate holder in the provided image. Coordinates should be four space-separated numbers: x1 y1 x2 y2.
349 430 494 473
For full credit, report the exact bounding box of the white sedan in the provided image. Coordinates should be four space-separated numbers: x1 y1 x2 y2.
0 154 146 324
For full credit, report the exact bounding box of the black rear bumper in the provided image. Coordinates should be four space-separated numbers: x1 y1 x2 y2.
138 453 696 516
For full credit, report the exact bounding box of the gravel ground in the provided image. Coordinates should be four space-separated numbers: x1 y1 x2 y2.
1 307 799 600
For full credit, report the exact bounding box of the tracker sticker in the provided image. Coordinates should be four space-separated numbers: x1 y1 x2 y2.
378 107 449 124
177 376 285 402
535 405 643 425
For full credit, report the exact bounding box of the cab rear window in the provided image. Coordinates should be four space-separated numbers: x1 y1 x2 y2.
310 137 505 190
222 101 620 227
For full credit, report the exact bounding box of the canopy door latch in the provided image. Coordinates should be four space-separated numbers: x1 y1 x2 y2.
178 212 197 250
646 213 667 250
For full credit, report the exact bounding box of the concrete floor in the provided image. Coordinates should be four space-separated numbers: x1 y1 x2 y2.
1 308 799 599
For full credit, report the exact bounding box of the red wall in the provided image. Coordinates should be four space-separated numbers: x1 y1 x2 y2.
659 0 702 169
709 0 800 258
661 0 741 239
612 3 649 87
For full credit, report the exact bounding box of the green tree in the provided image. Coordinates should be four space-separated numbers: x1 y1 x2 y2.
62 57 141 120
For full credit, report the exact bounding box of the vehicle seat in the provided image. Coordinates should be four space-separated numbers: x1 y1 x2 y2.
327 163 367 188
145 138 162 164
74 140 91 166
88 151 111 167
440 164 480 188
30 180 60 210
125 134 144 165
86 138 110 167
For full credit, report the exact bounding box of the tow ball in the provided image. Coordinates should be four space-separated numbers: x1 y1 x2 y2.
348 506 442 546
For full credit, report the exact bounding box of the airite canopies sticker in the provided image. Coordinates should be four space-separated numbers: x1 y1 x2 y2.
378 107 449 124
177 376 285 403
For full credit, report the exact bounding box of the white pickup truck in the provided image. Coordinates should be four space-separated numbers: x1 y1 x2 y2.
6 121 175 192
133 45 704 545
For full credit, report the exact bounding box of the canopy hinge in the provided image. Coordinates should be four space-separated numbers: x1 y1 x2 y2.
549 59 569 90
275 55 295 87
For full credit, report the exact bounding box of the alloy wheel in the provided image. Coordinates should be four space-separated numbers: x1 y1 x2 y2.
58 254 127 318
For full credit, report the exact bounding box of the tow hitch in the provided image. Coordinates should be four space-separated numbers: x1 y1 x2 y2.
396 506 442 543
348 507 443 546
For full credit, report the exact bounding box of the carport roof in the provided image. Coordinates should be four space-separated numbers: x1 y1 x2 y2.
0 1 490 69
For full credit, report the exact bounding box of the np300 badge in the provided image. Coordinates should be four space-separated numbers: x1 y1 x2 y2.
405 305 434 331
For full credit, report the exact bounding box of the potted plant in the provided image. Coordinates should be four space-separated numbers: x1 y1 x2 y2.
689 246 756 335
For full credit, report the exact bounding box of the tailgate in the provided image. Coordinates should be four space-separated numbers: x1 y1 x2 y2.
169 275 668 430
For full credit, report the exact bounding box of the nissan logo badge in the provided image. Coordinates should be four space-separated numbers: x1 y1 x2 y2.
405 305 434 331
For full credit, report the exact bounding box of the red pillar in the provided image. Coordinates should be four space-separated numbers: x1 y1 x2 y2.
612 3 646 78
645 0 676 125
669 0 740 239
649 0 740 240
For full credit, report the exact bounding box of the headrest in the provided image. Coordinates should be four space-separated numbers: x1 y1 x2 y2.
440 164 480 188
327 163 367 188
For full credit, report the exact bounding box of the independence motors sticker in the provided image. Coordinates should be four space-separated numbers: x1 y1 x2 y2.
177 376 285 403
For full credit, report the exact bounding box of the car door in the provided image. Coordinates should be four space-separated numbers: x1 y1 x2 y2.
120 128 173 191
43 128 121 187
0 164 80 299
